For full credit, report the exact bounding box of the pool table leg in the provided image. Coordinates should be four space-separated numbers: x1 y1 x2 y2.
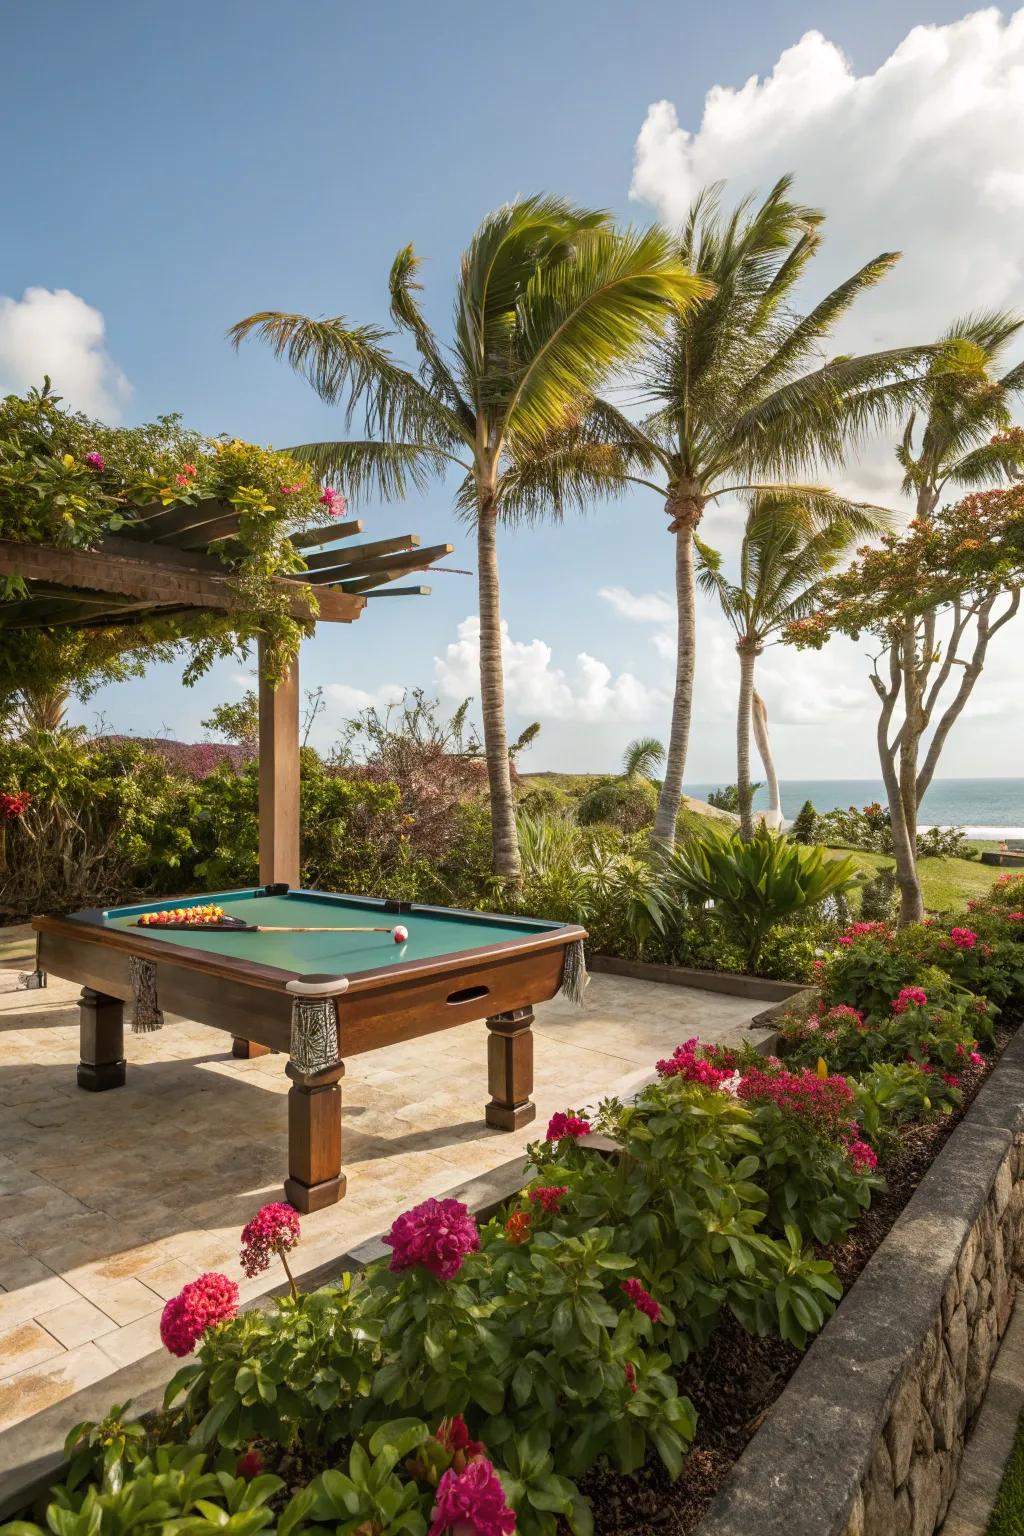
283 1060 347 1212
232 1037 273 1059
485 1007 537 1131
78 988 126 1091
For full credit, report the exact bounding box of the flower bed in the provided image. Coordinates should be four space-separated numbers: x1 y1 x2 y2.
3 905 1023 1536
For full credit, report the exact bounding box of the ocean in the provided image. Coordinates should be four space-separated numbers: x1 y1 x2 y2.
684 779 1024 839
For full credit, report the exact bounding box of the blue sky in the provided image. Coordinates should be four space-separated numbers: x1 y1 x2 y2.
3 1 1022 781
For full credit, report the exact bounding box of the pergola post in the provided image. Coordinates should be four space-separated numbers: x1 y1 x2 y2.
257 636 301 887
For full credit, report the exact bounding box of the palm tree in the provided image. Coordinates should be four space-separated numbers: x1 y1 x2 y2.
697 495 887 838
750 690 781 829
592 176 931 846
230 198 707 884
620 735 665 781
878 311 1024 923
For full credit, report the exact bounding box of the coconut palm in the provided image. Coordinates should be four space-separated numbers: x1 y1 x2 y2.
696 495 888 838
592 176 932 846
750 691 781 829
620 735 665 781
230 198 707 884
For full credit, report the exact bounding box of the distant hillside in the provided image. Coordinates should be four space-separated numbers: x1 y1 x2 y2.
519 772 739 826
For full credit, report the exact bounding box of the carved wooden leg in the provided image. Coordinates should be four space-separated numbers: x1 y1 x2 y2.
78 988 126 1091
485 1007 536 1130
283 1060 346 1212
232 1038 272 1059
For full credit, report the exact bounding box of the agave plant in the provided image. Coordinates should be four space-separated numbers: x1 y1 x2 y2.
663 824 860 971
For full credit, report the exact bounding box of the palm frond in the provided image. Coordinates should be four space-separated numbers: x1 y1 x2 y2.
388 245 473 429
287 439 459 504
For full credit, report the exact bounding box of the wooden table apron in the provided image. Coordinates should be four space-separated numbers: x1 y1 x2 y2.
32 913 580 1211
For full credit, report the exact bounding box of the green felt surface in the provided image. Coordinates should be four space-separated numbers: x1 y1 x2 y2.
99 889 554 977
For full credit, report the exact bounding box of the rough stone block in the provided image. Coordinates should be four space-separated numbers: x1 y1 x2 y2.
886 1374 922 1488
907 1455 942 1536
947 1302 969 1386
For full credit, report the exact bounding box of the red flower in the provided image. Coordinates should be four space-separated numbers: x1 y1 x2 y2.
950 927 977 949
159 1272 239 1356
429 1459 515 1536
435 1414 485 1466
892 986 928 1014
0 791 31 820
620 1277 662 1323
624 1361 638 1394
545 1111 591 1141
236 1449 263 1481
655 1037 735 1087
527 1185 567 1214
239 1201 301 1279
847 1140 878 1174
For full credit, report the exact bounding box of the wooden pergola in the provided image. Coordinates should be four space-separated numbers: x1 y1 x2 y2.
0 497 451 886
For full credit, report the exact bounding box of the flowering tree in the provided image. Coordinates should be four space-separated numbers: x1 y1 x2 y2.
789 484 1024 923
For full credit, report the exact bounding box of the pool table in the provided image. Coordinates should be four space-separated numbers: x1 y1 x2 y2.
32 887 586 1211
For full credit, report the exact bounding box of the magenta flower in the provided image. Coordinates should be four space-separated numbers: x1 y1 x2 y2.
892 986 928 1014
655 1036 736 1087
319 487 347 519
84 451 105 471
620 1276 662 1323
240 1201 300 1279
278 482 304 495
848 1140 878 1174
950 927 977 949
384 1197 480 1280
159 1272 239 1357
545 1111 591 1141
429 1458 516 1536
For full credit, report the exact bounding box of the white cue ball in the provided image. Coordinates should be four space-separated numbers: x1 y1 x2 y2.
392 924 409 944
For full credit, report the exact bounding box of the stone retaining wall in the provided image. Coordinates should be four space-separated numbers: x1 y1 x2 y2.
695 1026 1024 1536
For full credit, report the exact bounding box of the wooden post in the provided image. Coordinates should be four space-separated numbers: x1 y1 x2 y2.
283 1060 347 1211
78 989 126 1091
485 1007 536 1130
257 635 301 887
234 638 301 1061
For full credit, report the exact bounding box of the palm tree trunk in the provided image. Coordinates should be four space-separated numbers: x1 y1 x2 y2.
476 500 521 886
736 644 757 840
751 689 781 829
876 628 923 926
654 489 702 845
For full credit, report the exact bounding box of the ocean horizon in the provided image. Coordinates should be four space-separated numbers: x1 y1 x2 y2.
683 778 1024 839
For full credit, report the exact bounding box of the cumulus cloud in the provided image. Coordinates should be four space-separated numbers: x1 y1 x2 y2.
434 616 666 723
631 10 1024 362
598 586 675 624
0 287 132 421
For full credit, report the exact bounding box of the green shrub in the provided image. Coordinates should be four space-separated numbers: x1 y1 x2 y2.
859 864 900 923
662 826 860 971
789 799 820 845
576 777 657 833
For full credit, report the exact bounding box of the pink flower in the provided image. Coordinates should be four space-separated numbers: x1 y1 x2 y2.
159 1272 239 1356
950 927 977 949
545 1111 591 1141
620 1277 662 1323
181 463 197 476
174 473 191 487
624 1362 637 1394
429 1459 516 1536
85 451 105 471
655 1037 735 1088
943 1072 961 1088
892 986 928 1014
528 1185 567 1214
848 1140 878 1174
384 1198 480 1280
240 1201 301 1279
319 487 347 519
278 482 304 495
736 1065 854 1139
970 1051 984 1066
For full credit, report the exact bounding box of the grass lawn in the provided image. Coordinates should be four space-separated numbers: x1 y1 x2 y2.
987 1409 1024 1534
836 843 1002 914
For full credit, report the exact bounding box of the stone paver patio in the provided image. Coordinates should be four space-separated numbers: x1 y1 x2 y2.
0 930 759 1432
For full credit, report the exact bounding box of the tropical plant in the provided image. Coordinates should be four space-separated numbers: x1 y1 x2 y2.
705 782 760 814
697 493 887 837
663 825 860 970
576 737 665 832
587 176 928 844
790 482 1024 923
230 198 707 885
620 735 664 781
789 799 819 844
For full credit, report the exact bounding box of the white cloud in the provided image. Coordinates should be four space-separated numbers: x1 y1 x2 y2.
631 10 1024 364
323 681 406 714
0 287 132 421
598 586 675 624
434 615 666 724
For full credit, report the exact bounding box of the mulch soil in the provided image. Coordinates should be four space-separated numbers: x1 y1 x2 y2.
573 1026 1013 1535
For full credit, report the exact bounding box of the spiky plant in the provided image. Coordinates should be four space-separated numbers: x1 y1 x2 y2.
230 198 708 884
